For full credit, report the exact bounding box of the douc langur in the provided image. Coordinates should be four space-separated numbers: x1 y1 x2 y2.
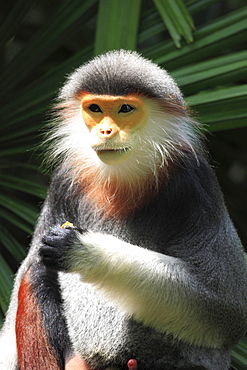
0 50 247 370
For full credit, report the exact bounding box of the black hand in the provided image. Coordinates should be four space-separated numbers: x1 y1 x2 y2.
40 225 80 271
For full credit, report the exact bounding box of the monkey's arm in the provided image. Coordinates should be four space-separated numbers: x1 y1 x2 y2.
40 224 240 349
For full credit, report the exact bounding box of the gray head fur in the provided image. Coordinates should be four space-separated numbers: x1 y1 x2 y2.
59 50 184 104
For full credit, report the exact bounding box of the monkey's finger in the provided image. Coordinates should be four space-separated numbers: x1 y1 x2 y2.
42 226 76 246
39 245 68 270
39 245 60 260
41 235 64 248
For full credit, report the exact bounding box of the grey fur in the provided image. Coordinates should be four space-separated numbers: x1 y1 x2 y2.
59 50 184 103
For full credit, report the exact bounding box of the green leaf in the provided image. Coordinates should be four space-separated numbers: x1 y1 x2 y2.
166 0 195 40
0 227 26 262
153 0 182 48
139 0 217 45
144 6 247 69
232 338 247 369
171 51 247 94
0 0 97 98
186 85 247 105
0 174 47 199
186 85 247 131
0 47 93 143
0 194 39 226
0 0 34 48
0 208 33 235
153 0 195 48
0 254 14 313
94 0 142 54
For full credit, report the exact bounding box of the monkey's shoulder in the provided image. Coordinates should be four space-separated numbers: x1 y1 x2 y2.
142 153 224 221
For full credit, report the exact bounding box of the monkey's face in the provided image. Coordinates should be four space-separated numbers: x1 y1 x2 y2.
47 52 200 189
81 94 148 165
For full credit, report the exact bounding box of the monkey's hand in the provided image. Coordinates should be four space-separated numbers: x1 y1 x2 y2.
40 225 83 271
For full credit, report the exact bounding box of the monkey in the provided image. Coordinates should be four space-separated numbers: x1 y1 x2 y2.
0 49 247 370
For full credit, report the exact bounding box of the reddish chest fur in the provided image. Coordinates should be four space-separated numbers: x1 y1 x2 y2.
76 167 165 220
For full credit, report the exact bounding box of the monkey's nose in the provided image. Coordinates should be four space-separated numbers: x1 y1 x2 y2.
98 124 118 139
99 127 113 136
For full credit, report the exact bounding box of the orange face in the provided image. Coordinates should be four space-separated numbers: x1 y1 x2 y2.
80 93 148 164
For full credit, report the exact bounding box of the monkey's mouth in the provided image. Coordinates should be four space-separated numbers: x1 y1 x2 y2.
96 148 130 155
93 147 131 164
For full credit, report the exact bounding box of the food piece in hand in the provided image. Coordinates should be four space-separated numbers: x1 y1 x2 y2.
61 221 74 229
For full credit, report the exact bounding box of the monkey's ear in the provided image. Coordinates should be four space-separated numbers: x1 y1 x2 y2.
40 225 86 271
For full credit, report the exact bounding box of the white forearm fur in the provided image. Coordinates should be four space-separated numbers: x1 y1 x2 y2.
67 231 222 347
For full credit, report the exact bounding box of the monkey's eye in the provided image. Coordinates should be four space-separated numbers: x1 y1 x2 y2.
88 104 102 113
118 104 134 113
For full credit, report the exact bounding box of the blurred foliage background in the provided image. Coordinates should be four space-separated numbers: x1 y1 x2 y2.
0 0 246 368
